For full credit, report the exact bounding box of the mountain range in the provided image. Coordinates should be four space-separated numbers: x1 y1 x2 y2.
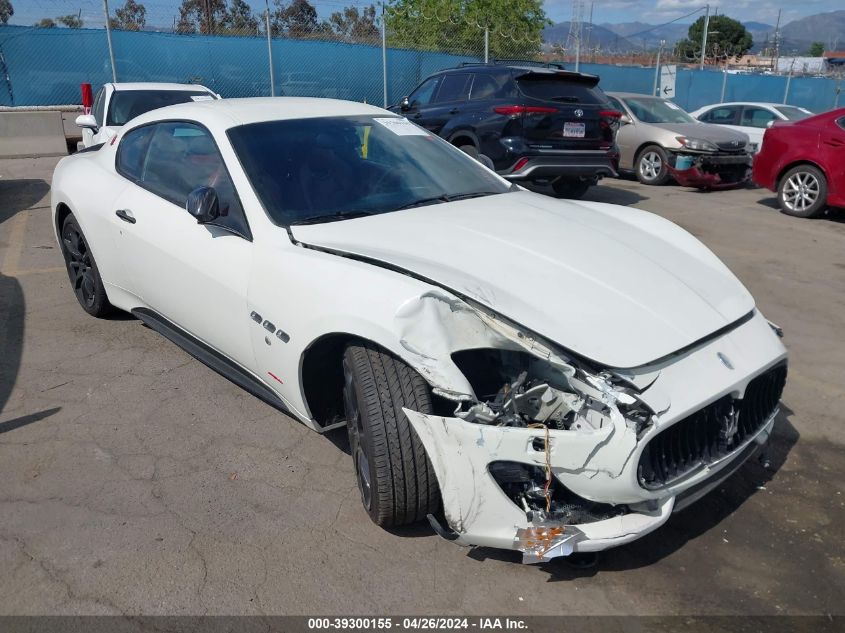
543 10 845 54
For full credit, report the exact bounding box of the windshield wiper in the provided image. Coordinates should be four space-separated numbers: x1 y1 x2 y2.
446 191 506 201
290 210 374 225
392 195 451 211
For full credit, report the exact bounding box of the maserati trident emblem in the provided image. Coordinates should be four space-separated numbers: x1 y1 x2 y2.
717 352 734 370
720 404 741 446
574 109 584 118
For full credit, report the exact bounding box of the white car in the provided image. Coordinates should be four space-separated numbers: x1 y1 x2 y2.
690 102 813 150
75 82 219 149
51 98 788 563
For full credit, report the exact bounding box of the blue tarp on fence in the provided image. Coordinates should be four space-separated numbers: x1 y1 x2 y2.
0 24 840 113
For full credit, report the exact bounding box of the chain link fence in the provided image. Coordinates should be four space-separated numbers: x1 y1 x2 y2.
0 0 841 111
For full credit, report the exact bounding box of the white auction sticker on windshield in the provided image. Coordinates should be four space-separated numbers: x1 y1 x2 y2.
191 95 215 102
374 117 430 136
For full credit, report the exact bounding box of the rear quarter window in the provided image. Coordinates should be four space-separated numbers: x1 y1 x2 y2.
516 76 604 104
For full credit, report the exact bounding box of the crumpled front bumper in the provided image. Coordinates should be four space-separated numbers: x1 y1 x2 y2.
404 310 786 563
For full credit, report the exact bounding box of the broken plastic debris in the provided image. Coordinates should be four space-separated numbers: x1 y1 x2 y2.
514 525 584 564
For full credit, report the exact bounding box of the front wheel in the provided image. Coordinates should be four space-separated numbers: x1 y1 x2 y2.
778 165 828 218
636 145 670 185
342 342 440 527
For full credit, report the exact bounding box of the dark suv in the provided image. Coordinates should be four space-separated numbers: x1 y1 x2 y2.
389 62 621 198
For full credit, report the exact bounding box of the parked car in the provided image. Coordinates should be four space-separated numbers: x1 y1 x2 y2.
75 82 219 149
752 107 845 218
389 63 621 199
51 97 787 564
606 92 752 186
690 102 813 150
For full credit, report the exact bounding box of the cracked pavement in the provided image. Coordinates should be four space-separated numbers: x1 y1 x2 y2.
0 157 843 616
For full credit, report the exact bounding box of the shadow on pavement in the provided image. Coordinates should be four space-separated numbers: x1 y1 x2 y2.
0 178 50 224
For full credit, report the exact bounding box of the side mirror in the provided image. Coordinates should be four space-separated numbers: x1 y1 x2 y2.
75 114 98 132
400 96 411 111
619 113 632 125
186 187 220 224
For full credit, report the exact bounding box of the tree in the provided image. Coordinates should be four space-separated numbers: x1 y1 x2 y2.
328 5 378 43
176 0 227 34
386 0 549 58
0 0 13 25
226 0 258 34
35 18 56 28
808 41 825 57
271 0 324 37
111 0 147 31
676 15 753 63
57 14 83 28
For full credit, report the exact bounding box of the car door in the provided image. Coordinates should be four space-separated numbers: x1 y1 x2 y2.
402 76 440 128
424 73 472 136
823 115 845 199
739 106 778 148
112 121 255 369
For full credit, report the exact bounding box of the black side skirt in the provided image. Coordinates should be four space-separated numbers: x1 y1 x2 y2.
131 307 291 417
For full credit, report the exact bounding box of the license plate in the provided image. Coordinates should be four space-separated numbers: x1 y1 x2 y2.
563 122 586 138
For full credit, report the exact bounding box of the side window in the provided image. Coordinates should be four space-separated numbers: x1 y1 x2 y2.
741 107 777 128
93 88 105 127
702 106 740 125
116 124 156 181
470 74 502 100
408 77 439 108
137 122 249 237
434 74 471 103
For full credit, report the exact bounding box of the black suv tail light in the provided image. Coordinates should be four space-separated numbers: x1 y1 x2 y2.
494 105 558 116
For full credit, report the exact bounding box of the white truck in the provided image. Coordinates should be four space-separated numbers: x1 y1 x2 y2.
75 82 219 149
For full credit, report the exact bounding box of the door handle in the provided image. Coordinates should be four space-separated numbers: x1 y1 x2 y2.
449 108 460 114
115 209 136 224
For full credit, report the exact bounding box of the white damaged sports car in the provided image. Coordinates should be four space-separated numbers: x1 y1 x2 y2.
51 98 787 563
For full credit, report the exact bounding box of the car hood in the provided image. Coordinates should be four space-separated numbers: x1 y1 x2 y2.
290 191 754 368
652 122 750 143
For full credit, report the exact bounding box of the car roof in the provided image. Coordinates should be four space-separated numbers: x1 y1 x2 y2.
695 102 795 109
123 97 391 131
111 82 216 93
438 63 597 80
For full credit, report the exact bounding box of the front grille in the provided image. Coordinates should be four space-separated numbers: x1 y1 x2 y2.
716 140 748 152
638 364 787 490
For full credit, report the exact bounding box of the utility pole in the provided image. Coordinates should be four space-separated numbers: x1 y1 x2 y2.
484 27 489 63
653 39 665 96
700 3 710 70
381 3 387 108
773 9 781 73
102 0 117 82
265 0 274 96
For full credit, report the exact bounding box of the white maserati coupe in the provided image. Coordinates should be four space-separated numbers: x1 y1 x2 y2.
51 97 788 563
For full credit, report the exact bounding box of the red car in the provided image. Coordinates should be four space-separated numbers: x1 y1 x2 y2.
753 107 845 218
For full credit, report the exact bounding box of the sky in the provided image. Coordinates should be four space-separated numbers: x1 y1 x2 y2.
8 0 845 29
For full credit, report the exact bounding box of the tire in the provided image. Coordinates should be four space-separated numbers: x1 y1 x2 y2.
636 145 670 185
778 164 828 218
342 342 440 527
60 213 114 318
458 144 479 159
552 178 591 199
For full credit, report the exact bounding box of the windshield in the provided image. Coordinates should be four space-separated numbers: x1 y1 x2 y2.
107 90 215 126
624 97 696 124
775 105 812 121
228 116 512 226
516 75 604 103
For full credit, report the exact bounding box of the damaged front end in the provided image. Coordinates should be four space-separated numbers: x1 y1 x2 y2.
395 289 786 564
667 147 752 190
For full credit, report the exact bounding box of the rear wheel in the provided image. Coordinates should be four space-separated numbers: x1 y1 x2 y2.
342 342 440 527
778 164 828 218
636 145 670 185
552 178 591 199
60 213 113 317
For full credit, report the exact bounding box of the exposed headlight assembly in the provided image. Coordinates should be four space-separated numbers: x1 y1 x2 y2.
676 136 718 152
